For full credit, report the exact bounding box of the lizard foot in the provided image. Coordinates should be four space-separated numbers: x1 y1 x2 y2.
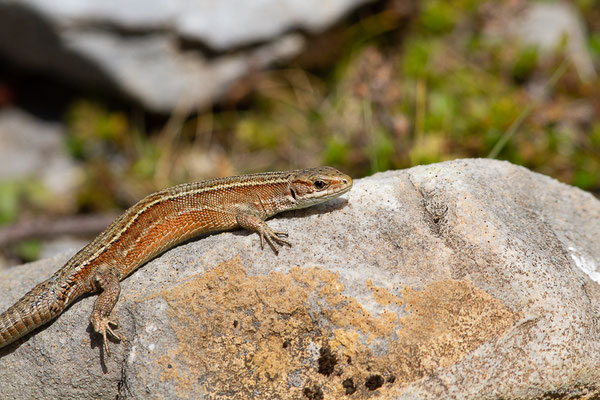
259 226 291 254
90 313 125 357
235 213 291 254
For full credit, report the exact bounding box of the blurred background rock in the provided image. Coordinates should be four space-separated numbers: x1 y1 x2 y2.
0 0 598 266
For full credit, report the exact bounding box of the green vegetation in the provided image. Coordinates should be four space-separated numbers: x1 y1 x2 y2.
1 0 599 237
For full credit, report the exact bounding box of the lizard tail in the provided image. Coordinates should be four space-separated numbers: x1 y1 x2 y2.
0 280 65 349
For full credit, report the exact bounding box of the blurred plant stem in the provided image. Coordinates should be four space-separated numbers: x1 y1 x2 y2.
487 59 571 159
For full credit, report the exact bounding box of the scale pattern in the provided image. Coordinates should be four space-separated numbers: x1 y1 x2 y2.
0 167 352 352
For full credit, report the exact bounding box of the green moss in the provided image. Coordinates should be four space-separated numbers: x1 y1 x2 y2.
131 144 161 179
420 0 458 34
324 139 349 166
236 118 286 150
13 240 42 263
402 39 436 78
590 33 600 60
0 181 19 225
370 129 395 172
0 179 49 225
66 101 130 160
573 169 598 190
512 46 539 84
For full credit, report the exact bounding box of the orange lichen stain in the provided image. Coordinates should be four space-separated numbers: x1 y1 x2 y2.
250 335 294 383
330 328 361 358
154 257 519 399
389 279 521 380
366 279 404 307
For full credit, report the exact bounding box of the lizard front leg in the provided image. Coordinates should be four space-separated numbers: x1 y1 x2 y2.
89 265 125 356
236 213 291 254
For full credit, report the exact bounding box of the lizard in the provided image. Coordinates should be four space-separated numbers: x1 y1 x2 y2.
0 166 352 355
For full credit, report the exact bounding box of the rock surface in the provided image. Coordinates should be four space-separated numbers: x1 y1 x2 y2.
0 0 374 112
0 159 599 399
0 108 81 209
487 2 597 82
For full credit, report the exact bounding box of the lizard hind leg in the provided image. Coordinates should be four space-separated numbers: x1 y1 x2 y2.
89 265 125 357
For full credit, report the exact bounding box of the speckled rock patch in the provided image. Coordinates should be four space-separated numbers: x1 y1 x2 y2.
156 257 519 399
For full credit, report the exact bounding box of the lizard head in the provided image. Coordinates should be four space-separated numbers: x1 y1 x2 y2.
288 166 353 209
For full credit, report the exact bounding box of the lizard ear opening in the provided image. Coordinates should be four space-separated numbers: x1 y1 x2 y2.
290 188 297 200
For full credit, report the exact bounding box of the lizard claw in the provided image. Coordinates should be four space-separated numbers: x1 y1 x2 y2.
263 228 291 254
236 213 292 254
91 313 125 357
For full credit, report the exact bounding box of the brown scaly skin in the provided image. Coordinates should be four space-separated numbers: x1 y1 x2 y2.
0 167 352 355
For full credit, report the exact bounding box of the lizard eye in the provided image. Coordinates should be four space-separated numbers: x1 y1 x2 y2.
313 180 327 190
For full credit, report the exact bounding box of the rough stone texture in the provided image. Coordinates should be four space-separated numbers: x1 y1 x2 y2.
0 159 599 399
0 0 374 112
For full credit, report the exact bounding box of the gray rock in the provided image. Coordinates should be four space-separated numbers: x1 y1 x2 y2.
0 0 374 112
0 108 81 206
24 0 374 50
510 2 596 82
64 30 304 112
0 159 598 399
38 237 88 260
